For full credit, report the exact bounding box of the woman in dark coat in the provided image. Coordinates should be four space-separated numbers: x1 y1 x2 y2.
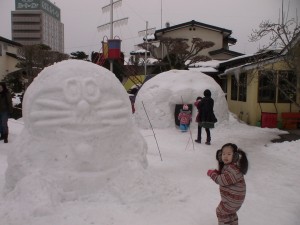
0 82 13 143
195 89 216 145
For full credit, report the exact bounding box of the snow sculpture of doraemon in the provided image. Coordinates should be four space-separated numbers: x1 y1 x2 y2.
5 60 148 203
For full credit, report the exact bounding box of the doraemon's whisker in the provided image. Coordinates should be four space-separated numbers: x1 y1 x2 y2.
33 118 74 126
95 100 125 110
102 118 128 126
101 114 128 121
30 110 72 120
35 99 70 110
99 108 129 118
35 86 62 96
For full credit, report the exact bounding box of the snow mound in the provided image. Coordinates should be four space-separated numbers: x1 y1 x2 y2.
4 60 151 206
134 70 229 129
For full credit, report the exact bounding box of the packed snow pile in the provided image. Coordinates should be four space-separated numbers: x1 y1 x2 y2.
0 61 298 225
134 70 229 129
3 60 161 216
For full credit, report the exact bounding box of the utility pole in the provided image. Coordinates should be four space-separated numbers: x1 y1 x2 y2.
145 22 148 76
138 22 155 76
161 0 163 28
97 0 128 72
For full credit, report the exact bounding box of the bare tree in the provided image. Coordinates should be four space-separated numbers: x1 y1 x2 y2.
70 51 89 60
249 0 300 107
138 37 214 70
250 0 299 51
17 44 69 90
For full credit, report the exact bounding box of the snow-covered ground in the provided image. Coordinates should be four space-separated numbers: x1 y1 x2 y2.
1 116 299 225
0 60 299 225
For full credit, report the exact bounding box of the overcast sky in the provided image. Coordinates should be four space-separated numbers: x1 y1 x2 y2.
0 0 299 58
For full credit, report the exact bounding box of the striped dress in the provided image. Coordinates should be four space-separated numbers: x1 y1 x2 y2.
210 164 246 225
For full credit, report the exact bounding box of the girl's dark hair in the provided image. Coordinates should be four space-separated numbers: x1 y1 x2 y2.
196 96 202 101
216 149 224 172
217 143 248 175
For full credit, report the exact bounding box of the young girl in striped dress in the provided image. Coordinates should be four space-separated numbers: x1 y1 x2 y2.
207 143 248 225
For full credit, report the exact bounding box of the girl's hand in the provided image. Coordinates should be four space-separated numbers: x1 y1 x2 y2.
207 169 218 177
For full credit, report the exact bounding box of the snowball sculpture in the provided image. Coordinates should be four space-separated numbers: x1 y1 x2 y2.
134 70 229 129
5 60 148 201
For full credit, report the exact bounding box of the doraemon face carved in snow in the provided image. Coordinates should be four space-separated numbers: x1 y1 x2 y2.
24 60 128 142
5 60 147 196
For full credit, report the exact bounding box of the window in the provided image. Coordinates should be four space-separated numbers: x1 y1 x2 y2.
221 79 227 99
258 70 276 102
278 70 296 103
231 73 247 102
231 75 238 100
258 70 296 103
238 73 247 102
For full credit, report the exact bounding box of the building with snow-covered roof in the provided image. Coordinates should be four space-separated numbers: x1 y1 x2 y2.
218 37 300 128
152 20 243 61
0 36 22 81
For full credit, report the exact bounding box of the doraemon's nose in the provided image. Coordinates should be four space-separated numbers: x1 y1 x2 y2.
76 99 90 118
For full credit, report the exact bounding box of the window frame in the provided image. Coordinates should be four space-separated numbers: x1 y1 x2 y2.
258 70 276 103
230 75 238 101
258 69 297 103
230 73 247 102
238 73 247 102
277 70 296 103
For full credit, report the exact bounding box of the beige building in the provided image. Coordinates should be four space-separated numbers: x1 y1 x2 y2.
152 20 243 61
11 0 64 53
0 36 22 81
219 33 300 129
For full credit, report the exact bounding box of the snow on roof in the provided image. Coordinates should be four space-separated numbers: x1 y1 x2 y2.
187 60 222 73
144 33 155 41
188 67 218 73
220 53 254 64
188 59 222 68
219 49 282 66
131 49 149 54
124 56 158 65
219 50 283 77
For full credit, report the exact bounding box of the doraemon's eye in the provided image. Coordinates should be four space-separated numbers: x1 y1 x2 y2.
83 78 100 103
64 79 81 104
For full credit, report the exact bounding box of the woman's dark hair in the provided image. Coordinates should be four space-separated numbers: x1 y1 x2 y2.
204 89 211 97
0 82 8 93
217 143 248 175
196 96 202 101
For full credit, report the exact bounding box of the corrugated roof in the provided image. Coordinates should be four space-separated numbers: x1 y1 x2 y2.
0 36 22 47
155 20 233 37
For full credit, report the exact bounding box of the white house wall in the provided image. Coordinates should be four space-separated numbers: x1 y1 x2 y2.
156 26 224 60
0 42 21 81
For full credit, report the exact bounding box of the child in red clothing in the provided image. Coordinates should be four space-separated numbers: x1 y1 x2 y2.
207 143 249 225
178 104 192 132
194 96 202 123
